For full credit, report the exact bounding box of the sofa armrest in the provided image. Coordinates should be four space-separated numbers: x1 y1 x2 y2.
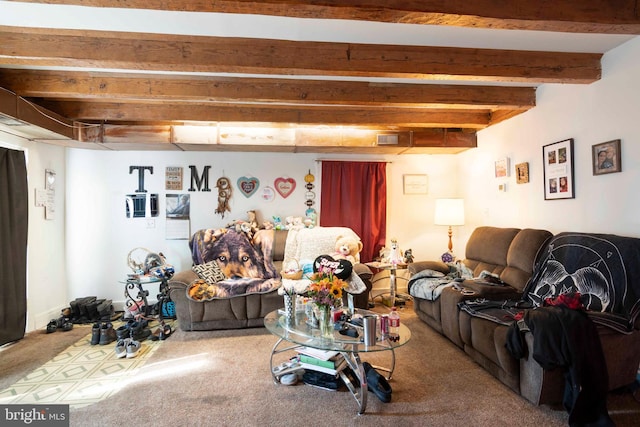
408 260 450 276
170 269 198 286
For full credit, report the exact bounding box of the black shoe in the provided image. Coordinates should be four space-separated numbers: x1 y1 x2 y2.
46 319 57 334
99 322 117 345
115 320 134 340
129 321 151 342
363 362 392 403
91 322 101 345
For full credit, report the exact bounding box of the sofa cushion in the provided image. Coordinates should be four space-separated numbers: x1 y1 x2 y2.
501 228 552 291
464 227 520 277
192 260 227 284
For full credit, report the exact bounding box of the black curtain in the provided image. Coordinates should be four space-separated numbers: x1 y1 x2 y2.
0 147 28 345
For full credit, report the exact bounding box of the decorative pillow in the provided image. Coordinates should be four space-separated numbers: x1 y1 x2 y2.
192 261 226 284
187 279 219 301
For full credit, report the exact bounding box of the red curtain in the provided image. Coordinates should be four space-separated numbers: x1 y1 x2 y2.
320 161 387 263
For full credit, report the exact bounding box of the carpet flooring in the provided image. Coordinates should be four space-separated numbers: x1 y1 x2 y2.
1 304 639 427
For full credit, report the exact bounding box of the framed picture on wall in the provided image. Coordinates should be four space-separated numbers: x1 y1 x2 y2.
543 138 575 200
515 162 529 184
494 157 509 178
403 174 428 195
592 139 621 175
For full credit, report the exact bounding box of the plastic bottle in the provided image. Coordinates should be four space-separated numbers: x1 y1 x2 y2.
388 307 400 342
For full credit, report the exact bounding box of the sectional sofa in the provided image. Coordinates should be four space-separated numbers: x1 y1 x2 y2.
408 226 640 407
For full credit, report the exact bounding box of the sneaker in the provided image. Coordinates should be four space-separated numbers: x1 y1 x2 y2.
126 339 141 358
115 338 130 359
90 322 101 345
99 322 117 345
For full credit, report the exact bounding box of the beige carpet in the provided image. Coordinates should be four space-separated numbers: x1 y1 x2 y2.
2 305 639 427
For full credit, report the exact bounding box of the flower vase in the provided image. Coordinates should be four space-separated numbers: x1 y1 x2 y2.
283 293 296 325
315 305 333 339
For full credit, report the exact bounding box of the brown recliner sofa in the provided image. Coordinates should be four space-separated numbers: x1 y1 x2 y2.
409 226 640 406
169 229 373 331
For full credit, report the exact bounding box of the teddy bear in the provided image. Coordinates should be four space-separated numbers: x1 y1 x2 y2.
332 235 363 264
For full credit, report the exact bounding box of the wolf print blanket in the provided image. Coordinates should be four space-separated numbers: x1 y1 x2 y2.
187 228 280 300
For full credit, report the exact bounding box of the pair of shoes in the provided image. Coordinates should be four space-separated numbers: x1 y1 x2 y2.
90 321 116 345
129 321 151 341
46 316 73 334
363 362 392 403
150 323 172 341
114 337 141 358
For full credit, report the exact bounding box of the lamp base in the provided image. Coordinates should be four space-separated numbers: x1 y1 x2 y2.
440 251 456 263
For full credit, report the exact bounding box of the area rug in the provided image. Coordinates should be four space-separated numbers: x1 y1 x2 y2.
0 320 174 409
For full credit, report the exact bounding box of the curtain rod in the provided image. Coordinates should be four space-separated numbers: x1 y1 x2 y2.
314 159 392 163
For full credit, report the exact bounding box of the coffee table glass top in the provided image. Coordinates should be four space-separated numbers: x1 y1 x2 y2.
264 309 411 353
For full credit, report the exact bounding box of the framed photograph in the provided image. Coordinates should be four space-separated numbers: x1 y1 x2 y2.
543 139 574 200
592 139 621 175
515 162 529 184
494 157 509 178
403 174 428 195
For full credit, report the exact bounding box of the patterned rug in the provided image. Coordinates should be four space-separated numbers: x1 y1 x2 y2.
0 321 174 408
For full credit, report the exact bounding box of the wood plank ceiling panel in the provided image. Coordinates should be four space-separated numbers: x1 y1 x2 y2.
0 0 632 153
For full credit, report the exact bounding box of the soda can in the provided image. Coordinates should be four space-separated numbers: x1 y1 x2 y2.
380 314 389 339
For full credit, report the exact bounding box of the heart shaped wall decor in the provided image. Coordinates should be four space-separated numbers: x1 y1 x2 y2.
274 177 296 198
237 176 260 198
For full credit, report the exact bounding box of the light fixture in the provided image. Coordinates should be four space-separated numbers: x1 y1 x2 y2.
434 198 465 262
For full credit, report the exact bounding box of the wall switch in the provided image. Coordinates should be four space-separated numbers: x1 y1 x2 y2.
146 219 156 228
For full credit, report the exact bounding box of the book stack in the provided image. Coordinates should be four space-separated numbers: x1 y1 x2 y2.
295 347 347 375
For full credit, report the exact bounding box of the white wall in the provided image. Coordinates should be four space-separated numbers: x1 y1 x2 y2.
65 150 457 312
459 35 640 242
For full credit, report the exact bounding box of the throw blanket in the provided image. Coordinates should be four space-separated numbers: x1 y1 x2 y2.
523 232 640 333
280 226 367 296
408 261 474 301
187 228 280 300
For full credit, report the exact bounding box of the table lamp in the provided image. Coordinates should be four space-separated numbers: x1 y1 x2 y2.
434 198 465 262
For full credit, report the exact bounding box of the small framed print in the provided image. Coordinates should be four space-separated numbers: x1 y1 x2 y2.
592 139 621 175
403 174 428 195
543 138 575 200
494 158 509 178
515 162 529 184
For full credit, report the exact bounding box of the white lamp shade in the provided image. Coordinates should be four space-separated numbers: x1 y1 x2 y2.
434 199 465 226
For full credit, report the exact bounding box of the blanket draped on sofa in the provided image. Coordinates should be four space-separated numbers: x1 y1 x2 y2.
187 228 280 299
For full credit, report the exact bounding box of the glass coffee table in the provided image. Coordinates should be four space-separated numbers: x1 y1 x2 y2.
264 308 411 414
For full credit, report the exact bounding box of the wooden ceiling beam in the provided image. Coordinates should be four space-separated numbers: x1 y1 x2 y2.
0 69 536 110
8 0 640 34
39 100 495 128
0 26 602 84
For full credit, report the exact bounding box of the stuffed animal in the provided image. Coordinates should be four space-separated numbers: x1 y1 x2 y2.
333 235 363 264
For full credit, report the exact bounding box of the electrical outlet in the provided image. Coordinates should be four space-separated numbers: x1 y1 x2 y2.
146 219 156 228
